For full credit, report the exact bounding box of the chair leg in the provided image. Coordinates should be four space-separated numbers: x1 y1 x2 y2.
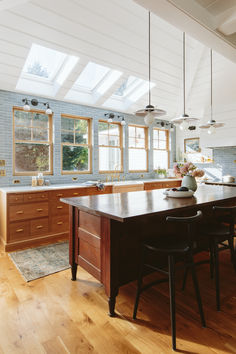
228 236 236 272
168 255 176 351
213 240 220 311
209 245 214 279
189 254 206 327
182 260 189 291
133 247 145 319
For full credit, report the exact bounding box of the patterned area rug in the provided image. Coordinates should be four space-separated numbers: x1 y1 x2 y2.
9 242 70 282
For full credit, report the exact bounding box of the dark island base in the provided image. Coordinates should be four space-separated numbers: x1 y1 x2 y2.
65 187 236 315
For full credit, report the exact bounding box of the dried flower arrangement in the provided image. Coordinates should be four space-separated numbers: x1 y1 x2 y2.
173 162 204 178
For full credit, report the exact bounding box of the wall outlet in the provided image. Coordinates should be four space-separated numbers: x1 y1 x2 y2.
0 169 6 176
0 160 5 166
13 179 20 184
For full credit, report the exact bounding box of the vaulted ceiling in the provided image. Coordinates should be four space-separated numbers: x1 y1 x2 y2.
0 0 235 121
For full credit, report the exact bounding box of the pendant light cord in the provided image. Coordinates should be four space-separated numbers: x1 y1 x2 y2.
148 11 151 106
210 49 213 122
183 32 186 116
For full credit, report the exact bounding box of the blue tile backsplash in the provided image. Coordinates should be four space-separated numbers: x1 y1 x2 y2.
197 147 236 180
0 89 176 187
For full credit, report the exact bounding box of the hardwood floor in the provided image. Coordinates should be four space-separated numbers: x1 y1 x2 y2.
0 246 236 353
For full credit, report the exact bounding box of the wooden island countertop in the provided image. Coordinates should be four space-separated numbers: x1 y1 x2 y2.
61 185 236 222
61 185 236 316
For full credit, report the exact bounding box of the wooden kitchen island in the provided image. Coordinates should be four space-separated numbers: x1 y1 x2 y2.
61 185 236 316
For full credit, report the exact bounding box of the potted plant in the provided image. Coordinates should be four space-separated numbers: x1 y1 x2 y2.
156 167 167 179
173 162 204 191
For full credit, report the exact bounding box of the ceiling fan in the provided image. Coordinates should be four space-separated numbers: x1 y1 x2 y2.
199 49 224 134
135 11 166 125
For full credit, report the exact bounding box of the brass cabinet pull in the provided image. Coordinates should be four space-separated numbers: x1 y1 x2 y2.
41 195 46 198
36 225 43 229
28 196 32 199
56 193 63 197
57 221 63 225
73 193 79 196
57 206 63 209
15 198 18 201
16 228 23 232
16 210 23 214
36 208 43 212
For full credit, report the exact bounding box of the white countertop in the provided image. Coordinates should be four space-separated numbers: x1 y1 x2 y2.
0 178 181 194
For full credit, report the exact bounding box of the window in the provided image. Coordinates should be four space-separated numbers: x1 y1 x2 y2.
13 107 53 175
98 121 123 172
128 125 148 172
153 128 169 170
61 114 91 174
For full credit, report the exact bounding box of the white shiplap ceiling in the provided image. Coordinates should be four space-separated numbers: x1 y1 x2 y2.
0 0 234 120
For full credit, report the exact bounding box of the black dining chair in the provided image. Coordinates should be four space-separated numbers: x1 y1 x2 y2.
182 205 236 311
133 210 206 351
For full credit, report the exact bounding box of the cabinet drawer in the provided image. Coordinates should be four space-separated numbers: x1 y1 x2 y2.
51 215 69 233
9 202 49 221
9 221 30 241
113 184 143 193
144 182 163 190
49 189 74 201
30 218 49 236
51 201 69 216
8 194 24 204
162 181 181 188
24 192 48 202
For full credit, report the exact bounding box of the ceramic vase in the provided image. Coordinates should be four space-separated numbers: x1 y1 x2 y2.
181 175 197 191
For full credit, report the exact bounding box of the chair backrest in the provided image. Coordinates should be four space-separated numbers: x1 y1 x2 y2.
213 205 236 234
166 211 202 249
166 210 202 224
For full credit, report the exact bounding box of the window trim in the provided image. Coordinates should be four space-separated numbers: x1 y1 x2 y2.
98 120 123 173
13 106 53 176
153 128 170 169
128 124 148 173
61 113 92 175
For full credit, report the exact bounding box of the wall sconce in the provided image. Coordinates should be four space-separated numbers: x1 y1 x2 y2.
156 121 174 132
22 98 53 114
104 113 126 126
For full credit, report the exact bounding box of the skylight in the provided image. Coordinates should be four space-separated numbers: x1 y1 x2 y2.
103 75 155 111
114 76 143 97
65 61 122 104
16 43 79 97
74 62 110 91
23 44 67 81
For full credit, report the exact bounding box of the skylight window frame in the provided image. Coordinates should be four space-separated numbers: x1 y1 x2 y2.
22 44 67 82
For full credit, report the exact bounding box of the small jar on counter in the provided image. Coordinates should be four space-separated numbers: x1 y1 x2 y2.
37 173 44 186
31 176 37 187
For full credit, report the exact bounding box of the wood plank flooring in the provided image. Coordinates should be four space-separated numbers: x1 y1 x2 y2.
0 245 236 353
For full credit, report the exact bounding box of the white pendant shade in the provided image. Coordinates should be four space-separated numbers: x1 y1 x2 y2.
171 33 199 127
135 12 166 125
199 49 224 132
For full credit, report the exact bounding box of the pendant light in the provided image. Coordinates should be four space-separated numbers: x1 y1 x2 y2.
135 11 166 125
199 49 224 134
171 32 199 130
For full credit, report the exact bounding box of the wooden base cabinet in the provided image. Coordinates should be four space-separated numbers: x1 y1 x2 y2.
0 181 181 251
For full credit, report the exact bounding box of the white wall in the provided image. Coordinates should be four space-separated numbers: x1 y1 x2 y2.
176 51 236 159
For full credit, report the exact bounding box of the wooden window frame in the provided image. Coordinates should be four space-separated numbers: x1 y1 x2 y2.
98 120 123 173
153 128 170 169
13 106 53 176
128 124 148 173
61 114 92 175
